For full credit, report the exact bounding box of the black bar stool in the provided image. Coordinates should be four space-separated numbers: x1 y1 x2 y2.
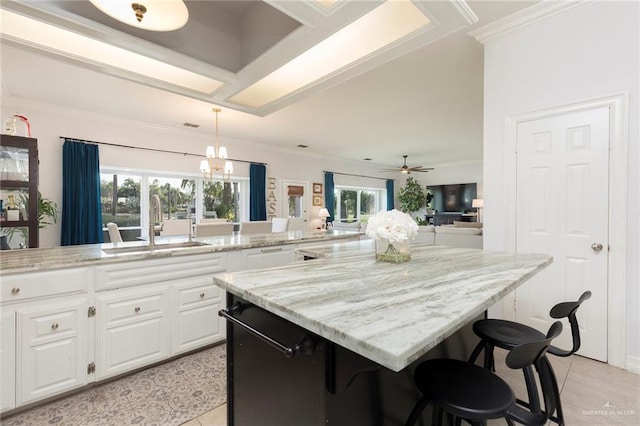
468 291 591 425
405 322 563 426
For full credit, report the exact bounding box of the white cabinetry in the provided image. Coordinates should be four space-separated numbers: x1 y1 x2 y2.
1 240 329 413
172 277 224 355
1 267 92 411
1 311 16 412
94 252 228 380
95 285 169 380
241 245 296 270
17 296 90 405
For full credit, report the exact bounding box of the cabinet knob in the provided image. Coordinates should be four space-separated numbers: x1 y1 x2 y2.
11 287 20 295
51 323 59 330
134 306 141 313
200 293 205 298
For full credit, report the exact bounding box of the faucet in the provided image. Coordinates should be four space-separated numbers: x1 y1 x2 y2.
149 194 162 246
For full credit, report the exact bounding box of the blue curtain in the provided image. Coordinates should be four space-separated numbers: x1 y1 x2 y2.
386 179 395 210
324 172 335 223
249 163 266 221
61 140 104 245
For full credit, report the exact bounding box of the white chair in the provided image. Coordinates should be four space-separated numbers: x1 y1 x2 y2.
271 218 289 232
200 218 229 224
239 221 272 234
287 217 305 232
160 219 190 236
107 222 123 243
195 222 234 237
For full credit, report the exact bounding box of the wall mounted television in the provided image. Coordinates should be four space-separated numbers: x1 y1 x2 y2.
426 183 477 213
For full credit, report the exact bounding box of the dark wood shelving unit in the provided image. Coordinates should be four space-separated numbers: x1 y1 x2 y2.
1 135 39 248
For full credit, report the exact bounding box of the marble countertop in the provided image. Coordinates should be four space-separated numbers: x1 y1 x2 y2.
212 245 552 372
0 230 360 274
297 239 375 258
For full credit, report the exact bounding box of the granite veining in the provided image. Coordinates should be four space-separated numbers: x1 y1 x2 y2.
0 230 359 274
212 245 552 372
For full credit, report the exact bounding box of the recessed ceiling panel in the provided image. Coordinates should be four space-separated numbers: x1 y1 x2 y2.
45 0 301 73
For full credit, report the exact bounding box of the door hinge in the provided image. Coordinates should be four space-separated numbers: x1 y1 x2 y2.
88 306 96 317
87 362 96 375
513 299 517 313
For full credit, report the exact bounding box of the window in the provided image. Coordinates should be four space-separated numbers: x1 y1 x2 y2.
203 180 240 222
334 186 383 223
100 167 248 240
100 172 141 228
149 176 196 220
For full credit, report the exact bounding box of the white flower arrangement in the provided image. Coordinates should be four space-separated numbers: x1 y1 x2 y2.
365 209 419 244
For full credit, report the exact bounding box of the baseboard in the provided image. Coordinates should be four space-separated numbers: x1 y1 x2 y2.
626 355 640 374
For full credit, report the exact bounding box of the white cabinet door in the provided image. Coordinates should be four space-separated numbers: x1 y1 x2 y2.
241 245 295 270
17 296 89 405
96 285 169 380
172 277 225 355
1 311 16 412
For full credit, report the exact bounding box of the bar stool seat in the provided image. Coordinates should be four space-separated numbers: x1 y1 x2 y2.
473 319 546 351
407 322 563 426
408 359 516 425
468 291 591 425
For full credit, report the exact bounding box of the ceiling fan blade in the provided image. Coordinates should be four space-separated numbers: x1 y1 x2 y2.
408 166 434 171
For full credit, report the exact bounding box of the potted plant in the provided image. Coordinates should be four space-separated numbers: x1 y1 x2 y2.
1 192 58 248
398 177 425 219
35 192 59 228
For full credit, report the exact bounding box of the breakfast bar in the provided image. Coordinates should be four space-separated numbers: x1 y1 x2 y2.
213 245 552 425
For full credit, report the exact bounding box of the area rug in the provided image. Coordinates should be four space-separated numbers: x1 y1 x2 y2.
2 344 227 426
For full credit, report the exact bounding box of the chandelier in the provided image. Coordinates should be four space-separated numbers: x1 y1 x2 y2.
200 108 233 181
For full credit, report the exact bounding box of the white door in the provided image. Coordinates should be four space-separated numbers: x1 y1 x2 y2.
515 106 609 362
281 181 309 229
18 297 89 404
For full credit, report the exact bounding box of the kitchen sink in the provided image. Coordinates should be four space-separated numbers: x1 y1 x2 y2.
102 241 209 255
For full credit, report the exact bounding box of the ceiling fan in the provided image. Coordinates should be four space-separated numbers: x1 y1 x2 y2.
381 155 434 174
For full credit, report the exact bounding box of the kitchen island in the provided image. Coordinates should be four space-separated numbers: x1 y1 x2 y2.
213 245 552 425
0 230 360 414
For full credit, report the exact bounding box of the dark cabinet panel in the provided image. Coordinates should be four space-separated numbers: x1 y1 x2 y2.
1 135 39 248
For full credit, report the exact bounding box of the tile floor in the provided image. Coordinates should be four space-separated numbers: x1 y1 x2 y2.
184 353 639 425
489 351 640 425
181 403 226 426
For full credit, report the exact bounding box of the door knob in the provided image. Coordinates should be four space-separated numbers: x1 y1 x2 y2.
591 243 604 252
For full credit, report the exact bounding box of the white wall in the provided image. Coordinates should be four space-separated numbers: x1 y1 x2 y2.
481 2 639 364
2 98 404 247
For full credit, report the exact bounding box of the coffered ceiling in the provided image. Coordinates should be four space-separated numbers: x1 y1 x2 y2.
0 0 536 168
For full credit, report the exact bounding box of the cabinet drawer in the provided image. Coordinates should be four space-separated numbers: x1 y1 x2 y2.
95 253 226 291
1 268 91 303
102 292 165 326
241 245 295 270
26 308 79 344
178 284 221 308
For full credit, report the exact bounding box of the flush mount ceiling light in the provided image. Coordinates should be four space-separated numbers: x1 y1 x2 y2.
89 0 189 31
200 108 233 181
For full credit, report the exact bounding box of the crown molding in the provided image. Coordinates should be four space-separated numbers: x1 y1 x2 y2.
468 0 590 44
451 0 479 26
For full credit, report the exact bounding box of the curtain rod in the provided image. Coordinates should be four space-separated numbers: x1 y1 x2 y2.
59 136 266 166
323 170 394 181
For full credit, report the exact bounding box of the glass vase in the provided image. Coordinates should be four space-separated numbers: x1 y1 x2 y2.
375 238 411 263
